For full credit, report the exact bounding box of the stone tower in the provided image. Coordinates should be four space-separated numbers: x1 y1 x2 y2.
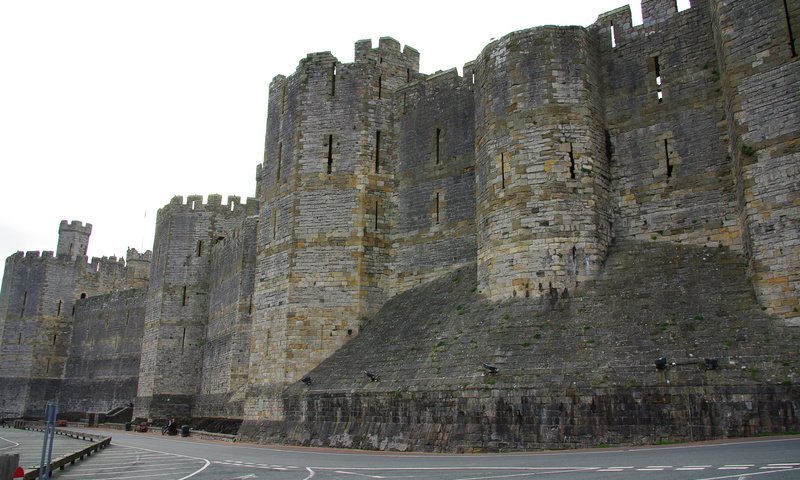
135 195 257 419
473 27 612 301
56 220 92 259
245 38 419 421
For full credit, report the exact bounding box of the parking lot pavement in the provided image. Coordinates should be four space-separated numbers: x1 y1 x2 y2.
0 426 99 471
50 443 209 480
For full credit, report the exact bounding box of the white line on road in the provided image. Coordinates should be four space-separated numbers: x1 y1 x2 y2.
303 466 316 480
691 466 800 480
0 435 21 450
334 471 387 478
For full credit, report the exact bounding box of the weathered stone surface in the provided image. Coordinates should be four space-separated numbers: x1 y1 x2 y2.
0 0 797 452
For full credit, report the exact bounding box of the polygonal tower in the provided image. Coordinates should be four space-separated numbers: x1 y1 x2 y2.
56 220 92 259
473 27 612 301
245 38 419 423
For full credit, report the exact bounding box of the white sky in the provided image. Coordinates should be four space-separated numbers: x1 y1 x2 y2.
0 0 664 287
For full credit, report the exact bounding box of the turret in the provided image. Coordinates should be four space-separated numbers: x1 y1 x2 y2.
56 220 92 259
473 26 612 301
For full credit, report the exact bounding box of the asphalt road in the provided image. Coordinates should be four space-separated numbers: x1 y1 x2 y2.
53 428 800 480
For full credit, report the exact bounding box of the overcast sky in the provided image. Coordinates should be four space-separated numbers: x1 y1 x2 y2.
0 0 680 287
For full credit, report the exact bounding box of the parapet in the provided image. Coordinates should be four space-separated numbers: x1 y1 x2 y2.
58 220 93 235
354 37 419 72
126 248 153 262
160 194 259 218
641 0 680 26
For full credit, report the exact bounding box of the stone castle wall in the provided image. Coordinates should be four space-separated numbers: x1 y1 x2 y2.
0 240 146 418
194 216 257 418
135 195 257 420
0 0 797 449
59 288 146 415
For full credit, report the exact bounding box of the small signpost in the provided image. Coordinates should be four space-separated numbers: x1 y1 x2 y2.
38 402 58 480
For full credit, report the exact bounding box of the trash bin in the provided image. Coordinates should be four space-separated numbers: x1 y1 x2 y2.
124 422 132 431
180 425 190 437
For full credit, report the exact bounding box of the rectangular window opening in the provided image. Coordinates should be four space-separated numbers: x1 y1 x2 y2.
327 135 333 174
57 300 62 316
501 153 506 189
610 22 617 48
569 142 576 179
277 142 283 182
375 200 379 231
378 75 382 98
435 128 441 164
182 286 188 306
784 0 797 57
52 333 57 346
435 193 440 223
281 82 287 114
248 295 253 315
271 210 277 240
407 68 411 82
375 130 381 173
181 327 186 354
331 63 337 96
46 358 50 374
197 240 203 257
18 332 22 345
664 139 673 178
654 56 663 103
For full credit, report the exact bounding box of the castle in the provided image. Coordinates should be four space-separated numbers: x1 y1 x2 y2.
1 0 798 448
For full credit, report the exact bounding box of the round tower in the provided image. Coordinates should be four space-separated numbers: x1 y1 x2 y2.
474 26 612 301
56 220 92 259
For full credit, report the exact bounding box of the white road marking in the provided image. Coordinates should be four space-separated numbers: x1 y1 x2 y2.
303 466 316 480
0 435 21 450
334 471 386 478
691 467 800 480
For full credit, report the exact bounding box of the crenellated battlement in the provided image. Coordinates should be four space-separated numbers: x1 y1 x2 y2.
58 220 92 235
159 194 259 218
126 248 152 262
354 37 419 72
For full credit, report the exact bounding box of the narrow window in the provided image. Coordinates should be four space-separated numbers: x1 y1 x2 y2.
182 286 188 306
784 0 797 57
435 128 441 164
378 75 382 98
181 327 186 354
248 295 253 315
197 240 203 257
569 142 576 179
327 135 333 174
52 333 57 346
501 153 506 189
375 130 381 173
654 56 663 103
126 311 130 326
664 139 673 177
18 332 22 345
271 209 277 240
406 68 411 82
71 305 75 316
46 359 50 374
331 62 337 96
435 192 440 223
57 300 62 316
281 82 287 114
21 291 27 316
610 21 617 48
277 142 283 182
375 200 379 230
